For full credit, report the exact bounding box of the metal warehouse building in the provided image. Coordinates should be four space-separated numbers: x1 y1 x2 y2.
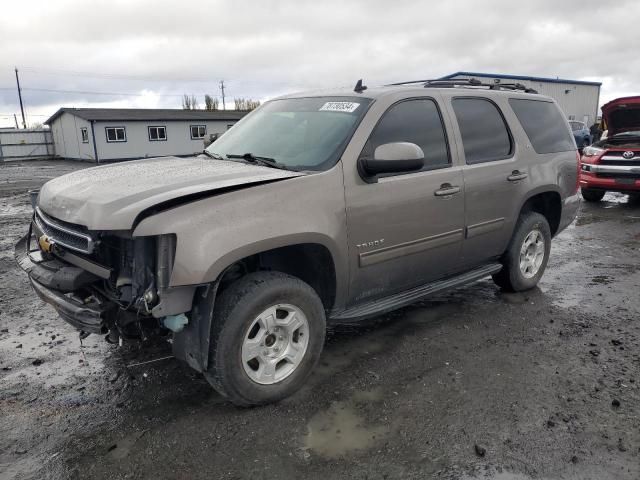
45 108 248 163
442 72 601 126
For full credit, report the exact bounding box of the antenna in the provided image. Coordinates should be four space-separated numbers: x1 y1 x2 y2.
354 79 367 93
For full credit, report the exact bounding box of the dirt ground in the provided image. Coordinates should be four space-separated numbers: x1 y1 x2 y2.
1 160 639 480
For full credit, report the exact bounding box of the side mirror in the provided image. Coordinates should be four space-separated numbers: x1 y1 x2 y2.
359 142 425 178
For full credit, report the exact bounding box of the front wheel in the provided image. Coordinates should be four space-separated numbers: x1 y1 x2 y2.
204 271 326 407
581 188 605 202
492 212 552 292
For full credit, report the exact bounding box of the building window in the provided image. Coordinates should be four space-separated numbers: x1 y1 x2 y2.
148 126 167 141
105 126 126 143
190 125 206 139
80 127 89 143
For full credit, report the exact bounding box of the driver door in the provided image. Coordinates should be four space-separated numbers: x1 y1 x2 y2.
344 97 465 305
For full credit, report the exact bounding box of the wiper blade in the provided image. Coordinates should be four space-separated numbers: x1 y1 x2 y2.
201 150 225 160
226 153 290 170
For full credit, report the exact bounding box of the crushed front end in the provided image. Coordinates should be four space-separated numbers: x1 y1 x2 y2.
14 205 194 344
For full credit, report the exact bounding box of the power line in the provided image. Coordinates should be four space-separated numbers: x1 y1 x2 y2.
0 86 216 98
10 66 218 82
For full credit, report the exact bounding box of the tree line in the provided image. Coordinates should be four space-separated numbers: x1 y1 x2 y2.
182 94 260 111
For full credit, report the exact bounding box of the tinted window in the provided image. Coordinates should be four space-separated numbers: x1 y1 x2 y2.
361 99 449 171
509 99 575 154
452 98 512 164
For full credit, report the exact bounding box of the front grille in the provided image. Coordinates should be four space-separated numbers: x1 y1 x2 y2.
601 150 640 166
34 207 95 254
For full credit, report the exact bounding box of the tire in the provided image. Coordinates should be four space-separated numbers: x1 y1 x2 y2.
204 271 326 407
581 188 605 202
492 212 552 292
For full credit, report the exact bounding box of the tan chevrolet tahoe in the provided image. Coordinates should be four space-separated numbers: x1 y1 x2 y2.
16 78 580 406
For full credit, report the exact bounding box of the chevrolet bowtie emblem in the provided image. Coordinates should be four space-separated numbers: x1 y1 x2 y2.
38 234 54 253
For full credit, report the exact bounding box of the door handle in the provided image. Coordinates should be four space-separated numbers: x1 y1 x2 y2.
507 170 528 182
434 183 461 197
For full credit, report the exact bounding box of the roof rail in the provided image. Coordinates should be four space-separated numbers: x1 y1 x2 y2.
387 77 538 94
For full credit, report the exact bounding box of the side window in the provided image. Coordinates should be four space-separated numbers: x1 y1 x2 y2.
80 127 89 143
361 98 450 173
509 99 575 154
452 98 512 164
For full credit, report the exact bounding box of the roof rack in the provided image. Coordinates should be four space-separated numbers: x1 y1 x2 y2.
388 77 538 94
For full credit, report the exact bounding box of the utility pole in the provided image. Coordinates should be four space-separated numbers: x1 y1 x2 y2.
15 68 26 129
14 114 19 129
219 80 226 110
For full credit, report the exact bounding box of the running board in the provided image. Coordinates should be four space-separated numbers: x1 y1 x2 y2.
330 263 502 322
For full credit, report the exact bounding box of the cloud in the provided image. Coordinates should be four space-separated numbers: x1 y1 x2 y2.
0 0 638 126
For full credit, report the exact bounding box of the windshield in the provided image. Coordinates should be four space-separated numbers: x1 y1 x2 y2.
205 96 372 171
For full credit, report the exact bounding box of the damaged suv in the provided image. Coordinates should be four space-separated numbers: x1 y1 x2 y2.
16 79 579 406
580 96 640 201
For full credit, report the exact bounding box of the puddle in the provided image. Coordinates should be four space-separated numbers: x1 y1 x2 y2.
590 275 613 285
304 388 387 458
0 201 31 217
459 473 534 480
304 399 389 458
351 387 384 403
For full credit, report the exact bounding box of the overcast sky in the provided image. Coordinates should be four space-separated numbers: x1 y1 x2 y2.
1 0 638 127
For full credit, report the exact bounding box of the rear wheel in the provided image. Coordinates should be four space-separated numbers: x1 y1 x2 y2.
581 188 605 202
204 271 326 407
492 212 551 292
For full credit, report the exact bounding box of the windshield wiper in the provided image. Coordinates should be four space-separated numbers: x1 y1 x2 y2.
226 153 290 170
201 150 225 160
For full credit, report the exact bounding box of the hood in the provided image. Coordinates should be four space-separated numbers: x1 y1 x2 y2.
602 96 640 136
38 156 305 230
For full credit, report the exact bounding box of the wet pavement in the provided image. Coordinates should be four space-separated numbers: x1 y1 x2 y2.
1 160 639 480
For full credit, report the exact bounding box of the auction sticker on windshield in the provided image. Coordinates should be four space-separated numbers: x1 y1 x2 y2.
319 102 360 113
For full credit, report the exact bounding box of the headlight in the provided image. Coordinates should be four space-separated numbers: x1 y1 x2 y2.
582 146 605 157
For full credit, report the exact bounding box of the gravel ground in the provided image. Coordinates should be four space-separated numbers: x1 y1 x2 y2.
1 160 639 480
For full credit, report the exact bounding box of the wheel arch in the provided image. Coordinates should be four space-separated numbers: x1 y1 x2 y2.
517 188 563 236
204 234 343 312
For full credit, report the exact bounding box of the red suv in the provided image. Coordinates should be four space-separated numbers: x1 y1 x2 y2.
580 96 640 202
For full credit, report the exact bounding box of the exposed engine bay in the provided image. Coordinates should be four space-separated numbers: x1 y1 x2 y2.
15 205 184 344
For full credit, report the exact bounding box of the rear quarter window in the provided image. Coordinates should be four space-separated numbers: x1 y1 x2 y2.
509 99 575 154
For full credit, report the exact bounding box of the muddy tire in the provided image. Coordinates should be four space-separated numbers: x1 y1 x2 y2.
204 271 326 407
492 212 551 292
581 188 605 202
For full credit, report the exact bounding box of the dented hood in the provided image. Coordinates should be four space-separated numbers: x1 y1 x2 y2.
38 156 305 230
602 96 640 136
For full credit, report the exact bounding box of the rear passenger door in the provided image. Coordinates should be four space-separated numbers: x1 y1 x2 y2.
446 96 531 265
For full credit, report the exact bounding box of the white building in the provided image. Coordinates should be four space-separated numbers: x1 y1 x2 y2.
441 72 602 126
45 108 248 163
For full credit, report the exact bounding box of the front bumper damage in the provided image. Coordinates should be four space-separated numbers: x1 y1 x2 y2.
14 210 212 370
14 233 111 334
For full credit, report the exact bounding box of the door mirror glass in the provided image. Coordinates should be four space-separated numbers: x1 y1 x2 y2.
360 142 425 177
